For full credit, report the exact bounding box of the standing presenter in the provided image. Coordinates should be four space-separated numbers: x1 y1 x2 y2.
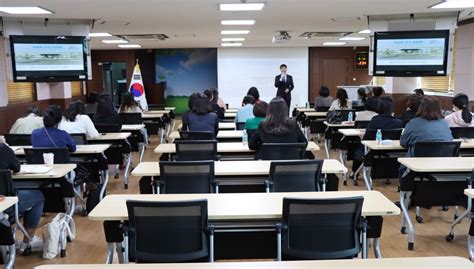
274 64 294 109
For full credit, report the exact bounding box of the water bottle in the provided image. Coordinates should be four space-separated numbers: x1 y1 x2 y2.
242 129 248 145
348 111 353 122
376 129 382 145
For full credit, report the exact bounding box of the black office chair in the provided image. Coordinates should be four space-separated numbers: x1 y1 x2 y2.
316 106 330 112
261 143 307 160
24 147 71 165
450 127 474 139
179 131 214 140
119 113 143 125
70 133 88 145
158 161 217 194
276 197 365 260
265 160 324 192
95 124 122 133
4 134 31 146
354 121 370 129
336 110 357 121
125 199 214 263
236 122 246 130
353 105 365 112
175 140 218 161
247 129 256 140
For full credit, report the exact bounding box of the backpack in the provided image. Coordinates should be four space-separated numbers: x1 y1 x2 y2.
42 213 76 259
326 111 343 124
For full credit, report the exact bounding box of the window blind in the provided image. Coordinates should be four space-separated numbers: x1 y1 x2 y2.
71 81 83 96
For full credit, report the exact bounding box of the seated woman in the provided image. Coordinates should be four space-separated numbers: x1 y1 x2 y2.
236 95 256 123
372 86 385 98
352 87 367 107
32 105 76 152
314 86 333 110
119 94 143 113
187 94 219 137
0 143 44 254
9 107 44 134
247 87 262 104
203 89 224 119
182 93 200 130
211 88 226 111
329 88 352 111
249 97 307 159
444 93 473 127
84 91 100 115
355 97 378 122
245 101 268 130
399 96 453 184
400 94 422 126
59 101 99 138
93 93 122 128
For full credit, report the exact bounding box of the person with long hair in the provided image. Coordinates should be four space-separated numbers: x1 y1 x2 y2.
444 93 473 127
59 100 99 138
247 87 261 104
186 93 219 136
249 97 307 159
182 93 200 130
352 87 368 106
329 88 352 111
9 107 44 134
93 93 122 127
119 93 142 113
84 91 100 114
400 94 422 126
203 89 224 119
314 86 333 110
372 86 385 98
211 88 226 111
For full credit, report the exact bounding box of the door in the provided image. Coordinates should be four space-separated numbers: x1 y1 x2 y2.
101 62 127 107
322 58 348 97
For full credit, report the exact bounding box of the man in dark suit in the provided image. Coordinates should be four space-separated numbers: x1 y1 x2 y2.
274 64 294 109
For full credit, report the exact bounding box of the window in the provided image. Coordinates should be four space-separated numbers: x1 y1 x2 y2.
71 81 83 96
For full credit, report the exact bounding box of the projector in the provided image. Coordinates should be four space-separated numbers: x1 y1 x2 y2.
272 31 291 43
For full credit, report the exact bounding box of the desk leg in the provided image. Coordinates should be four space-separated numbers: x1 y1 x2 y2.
400 191 415 250
5 244 15 269
139 143 145 163
124 154 132 189
373 238 382 258
363 166 372 190
324 139 331 159
468 233 474 262
105 243 114 264
116 242 124 263
100 169 109 200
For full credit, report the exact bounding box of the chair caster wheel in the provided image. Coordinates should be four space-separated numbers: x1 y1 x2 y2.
82 209 88 217
21 246 32 256
408 242 414 250
343 181 347 186
442 206 449 211
397 186 400 192
400 227 407 234
67 236 72 243
124 184 128 189
416 216 423 223
114 174 120 179
454 215 458 221
445 234 454 242
60 249 66 257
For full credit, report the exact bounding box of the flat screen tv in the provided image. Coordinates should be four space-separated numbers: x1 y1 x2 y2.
10 35 88 82
373 30 449 77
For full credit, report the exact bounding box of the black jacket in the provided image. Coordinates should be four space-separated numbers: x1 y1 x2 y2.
274 74 294 99
0 143 21 173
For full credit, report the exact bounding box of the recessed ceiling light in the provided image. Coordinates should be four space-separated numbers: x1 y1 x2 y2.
221 30 250 35
89 33 112 37
221 20 256 25
118 44 142 48
222 37 246 42
358 29 371 34
102 39 128 44
219 3 265 11
430 0 474 9
323 42 346 46
221 43 243 47
339 37 366 41
0 6 53 14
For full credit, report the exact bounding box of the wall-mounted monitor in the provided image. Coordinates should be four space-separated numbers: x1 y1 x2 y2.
373 30 449 77
10 35 88 82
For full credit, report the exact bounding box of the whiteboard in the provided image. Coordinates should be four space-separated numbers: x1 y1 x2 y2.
218 48 309 110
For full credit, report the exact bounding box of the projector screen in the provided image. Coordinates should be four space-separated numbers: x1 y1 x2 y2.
218 48 309 110
13 43 85 71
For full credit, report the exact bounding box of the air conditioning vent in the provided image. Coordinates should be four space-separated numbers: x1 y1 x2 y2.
299 32 351 39
118 34 169 41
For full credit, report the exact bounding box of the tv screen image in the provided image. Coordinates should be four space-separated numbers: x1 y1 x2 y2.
373 30 450 77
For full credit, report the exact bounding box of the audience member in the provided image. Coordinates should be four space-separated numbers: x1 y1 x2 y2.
355 97 378 122
93 93 122 128
182 93 200 130
211 88 226 111
400 94 422 126
352 87 368 107
444 93 473 127
9 107 44 134
372 86 385 98
247 87 261 104
59 101 99 138
245 101 268 130
84 91 100 115
119 94 142 113
236 95 256 123
187 94 219 136
329 88 352 110
314 86 333 110
203 89 224 119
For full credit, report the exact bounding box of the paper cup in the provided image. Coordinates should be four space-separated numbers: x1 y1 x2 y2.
43 153 54 167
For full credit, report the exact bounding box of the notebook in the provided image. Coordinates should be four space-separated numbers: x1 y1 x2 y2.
20 165 53 174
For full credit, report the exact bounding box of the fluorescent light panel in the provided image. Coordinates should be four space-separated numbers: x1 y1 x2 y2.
102 39 128 44
221 30 250 35
323 42 346 46
221 43 243 47
221 20 255 25
219 3 265 11
118 44 142 48
340 37 366 41
358 29 371 34
89 33 112 37
221 37 245 42
431 0 474 8
0 6 52 14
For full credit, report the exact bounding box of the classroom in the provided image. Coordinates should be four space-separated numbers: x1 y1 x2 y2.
0 1 473 269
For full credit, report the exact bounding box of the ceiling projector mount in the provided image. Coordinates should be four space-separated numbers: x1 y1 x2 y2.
273 31 291 43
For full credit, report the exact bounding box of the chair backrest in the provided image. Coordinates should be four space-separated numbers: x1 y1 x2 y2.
413 141 461 157
335 110 357 121
70 133 88 145
353 105 365 112
119 113 143 125
4 134 31 146
159 161 214 194
179 131 214 141
0 170 14 196
281 196 364 260
269 160 323 192
364 129 403 140
247 129 256 140
354 121 370 129
126 199 209 263
261 143 307 160
147 104 165 111
450 127 474 139
175 140 218 161
24 147 70 164
236 122 246 130
316 106 330 112
95 124 121 133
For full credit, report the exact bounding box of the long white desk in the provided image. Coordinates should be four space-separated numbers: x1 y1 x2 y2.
169 130 243 140
121 124 145 131
178 122 236 130
34 256 473 269
0 196 18 212
14 144 111 156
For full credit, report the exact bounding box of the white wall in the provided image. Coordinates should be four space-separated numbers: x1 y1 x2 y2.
218 48 309 110
455 23 474 99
